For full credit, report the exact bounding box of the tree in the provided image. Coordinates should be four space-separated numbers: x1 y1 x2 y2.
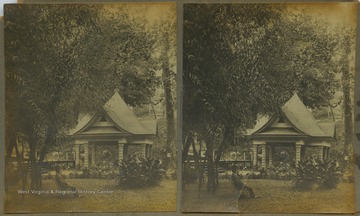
183 4 341 193
6 4 102 189
337 28 356 165
152 7 177 167
75 7 161 107
356 100 360 169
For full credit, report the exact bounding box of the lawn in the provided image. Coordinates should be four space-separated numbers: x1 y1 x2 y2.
182 179 355 214
5 179 177 213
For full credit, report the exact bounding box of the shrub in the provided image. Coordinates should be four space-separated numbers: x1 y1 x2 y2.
247 171 262 179
82 168 90 178
68 173 75 179
266 166 277 179
165 168 177 180
90 162 118 179
293 156 342 190
118 154 165 188
183 165 198 183
266 162 296 180
42 173 53 180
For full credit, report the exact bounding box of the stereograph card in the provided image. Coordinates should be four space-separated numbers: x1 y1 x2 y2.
1 0 360 215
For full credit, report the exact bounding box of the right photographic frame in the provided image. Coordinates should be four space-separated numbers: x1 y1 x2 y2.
181 3 357 214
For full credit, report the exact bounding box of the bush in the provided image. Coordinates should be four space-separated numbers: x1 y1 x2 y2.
293 156 342 190
89 163 118 179
118 154 165 188
42 173 53 180
166 168 177 180
247 171 262 179
68 173 75 179
81 168 90 178
266 163 296 180
183 165 198 183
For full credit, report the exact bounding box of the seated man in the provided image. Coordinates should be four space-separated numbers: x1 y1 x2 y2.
231 166 257 199
54 167 79 197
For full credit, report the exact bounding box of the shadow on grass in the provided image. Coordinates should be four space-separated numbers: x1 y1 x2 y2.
182 179 355 214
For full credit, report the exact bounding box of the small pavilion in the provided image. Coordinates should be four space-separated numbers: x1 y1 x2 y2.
248 93 335 170
69 92 157 169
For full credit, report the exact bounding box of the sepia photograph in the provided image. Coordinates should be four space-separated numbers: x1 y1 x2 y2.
182 3 357 214
4 3 176 213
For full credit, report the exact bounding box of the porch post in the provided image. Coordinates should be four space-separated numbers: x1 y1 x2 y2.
84 143 89 168
295 145 302 162
318 146 324 160
149 145 152 157
146 145 151 158
295 140 304 163
261 144 266 169
140 145 146 158
145 145 148 158
252 145 258 168
268 146 273 167
324 147 327 159
118 143 124 161
74 145 80 169
91 144 96 166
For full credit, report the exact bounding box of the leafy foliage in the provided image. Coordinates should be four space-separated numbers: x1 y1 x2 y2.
89 164 118 179
118 155 165 188
293 156 342 190
266 163 296 180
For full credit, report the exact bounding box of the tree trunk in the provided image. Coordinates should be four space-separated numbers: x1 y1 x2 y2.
162 33 176 168
213 126 234 188
182 132 193 163
205 138 216 194
341 37 353 160
215 125 234 163
5 133 18 165
198 140 204 196
29 144 39 190
30 126 56 189
191 140 203 197
182 132 194 192
343 84 352 157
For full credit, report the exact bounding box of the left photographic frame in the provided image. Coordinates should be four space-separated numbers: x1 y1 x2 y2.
4 3 177 213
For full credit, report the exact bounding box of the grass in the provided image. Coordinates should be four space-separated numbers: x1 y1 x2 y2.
5 179 177 213
182 179 355 214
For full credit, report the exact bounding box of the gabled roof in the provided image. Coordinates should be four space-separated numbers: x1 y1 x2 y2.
250 93 335 138
140 120 158 135
103 92 153 135
68 113 94 135
281 93 329 137
246 115 271 135
249 114 306 137
318 122 336 138
70 92 156 136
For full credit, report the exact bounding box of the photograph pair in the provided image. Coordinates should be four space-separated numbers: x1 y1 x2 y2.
3 2 358 214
